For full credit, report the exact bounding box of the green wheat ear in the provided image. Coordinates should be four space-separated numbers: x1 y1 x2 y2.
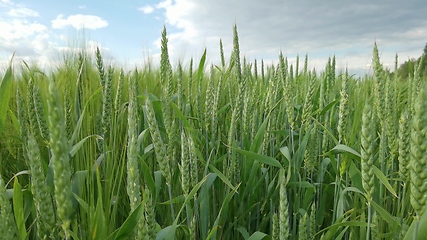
271 213 279 240
338 69 350 177
33 85 49 142
338 69 349 144
279 178 290 240
0 173 18 239
299 211 308 240
143 187 156 239
398 110 410 182
16 88 28 155
301 70 316 126
27 77 39 137
373 43 386 125
101 66 114 140
219 39 225 68
160 25 172 87
126 74 141 211
46 78 73 238
371 212 379 239
114 68 124 112
310 202 317 238
180 130 190 195
145 96 171 184
410 86 427 218
95 46 105 87
187 132 199 189
361 103 376 200
27 133 56 239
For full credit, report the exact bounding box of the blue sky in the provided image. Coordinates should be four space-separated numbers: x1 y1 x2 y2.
1 0 426 76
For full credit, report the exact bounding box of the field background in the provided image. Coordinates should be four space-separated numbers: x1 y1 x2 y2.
1 26 427 239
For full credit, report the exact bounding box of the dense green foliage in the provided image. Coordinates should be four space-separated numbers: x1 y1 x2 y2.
395 42 427 79
1 26 427 239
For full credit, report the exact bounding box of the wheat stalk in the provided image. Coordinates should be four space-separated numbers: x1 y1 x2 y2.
410 86 427 218
27 133 56 238
46 78 73 238
361 103 376 200
279 178 289 240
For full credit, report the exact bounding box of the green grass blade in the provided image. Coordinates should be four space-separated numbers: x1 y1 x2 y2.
247 231 268 240
12 177 26 240
279 146 291 165
158 195 185 205
140 158 157 196
197 48 207 81
72 193 90 214
71 170 88 205
404 205 427 239
92 195 107 240
321 220 367 240
317 98 340 117
372 166 398 198
370 200 399 230
106 202 144 240
69 86 103 145
237 226 250 239
69 135 101 157
158 174 209 240
208 163 236 191
207 183 241 240
234 148 282 168
287 181 314 189
330 144 361 158
170 102 192 128
0 55 13 135
200 174 217 239
249 115 269 153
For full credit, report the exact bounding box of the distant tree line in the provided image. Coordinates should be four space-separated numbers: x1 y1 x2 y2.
395 43 427 78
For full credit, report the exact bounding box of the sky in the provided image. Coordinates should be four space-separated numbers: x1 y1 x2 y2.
0 0 426 76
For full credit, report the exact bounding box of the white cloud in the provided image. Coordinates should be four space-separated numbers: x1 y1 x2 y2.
0 0 12 5
156 0 172 9
0 16 54 69
0 4 65 68
53 39 115 67
153 0 427 75
51 14 108 30
0 4 110 69
152 0 200 60
87 40 109 53
0 19 47 41
0 2 45 54
78 5 86 9
138 5 154 14
0 0 13 8
7 7 39 17
53 37 109 56
31 33 49 53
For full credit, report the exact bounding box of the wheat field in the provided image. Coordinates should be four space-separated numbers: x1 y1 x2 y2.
0 25 427 239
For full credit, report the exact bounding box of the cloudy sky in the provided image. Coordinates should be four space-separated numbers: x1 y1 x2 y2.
0 0 426 75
